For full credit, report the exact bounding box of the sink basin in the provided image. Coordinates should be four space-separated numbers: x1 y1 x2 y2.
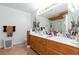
49 36 78 43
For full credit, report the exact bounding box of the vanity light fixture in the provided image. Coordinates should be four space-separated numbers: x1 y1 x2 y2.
37 3 58 15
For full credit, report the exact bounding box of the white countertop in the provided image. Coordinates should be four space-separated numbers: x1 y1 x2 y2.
30 32 79 48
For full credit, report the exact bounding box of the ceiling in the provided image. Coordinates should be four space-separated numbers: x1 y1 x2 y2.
0 3 44 14
0 3 68 17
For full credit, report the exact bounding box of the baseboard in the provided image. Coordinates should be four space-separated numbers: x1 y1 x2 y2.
13 41 25 45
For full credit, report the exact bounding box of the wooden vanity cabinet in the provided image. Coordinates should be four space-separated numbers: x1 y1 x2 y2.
29 35 79 55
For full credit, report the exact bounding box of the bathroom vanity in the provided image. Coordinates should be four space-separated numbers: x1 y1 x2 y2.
29 33 79 55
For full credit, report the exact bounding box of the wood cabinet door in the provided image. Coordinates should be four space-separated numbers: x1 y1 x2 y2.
30 35 36 45
30 35 47 55
47 40 60 51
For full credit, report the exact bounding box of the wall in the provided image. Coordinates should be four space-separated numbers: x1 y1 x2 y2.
0 5 32 48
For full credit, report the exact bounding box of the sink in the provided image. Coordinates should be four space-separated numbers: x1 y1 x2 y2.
40 34 51 38
49 36 78 43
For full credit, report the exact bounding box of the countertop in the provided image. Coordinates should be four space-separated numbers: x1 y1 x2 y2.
30 32 79 48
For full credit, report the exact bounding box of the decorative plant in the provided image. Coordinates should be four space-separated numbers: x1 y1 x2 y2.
33 21 37 28
77 20 79 27
71 20 77 28
36 22 40 28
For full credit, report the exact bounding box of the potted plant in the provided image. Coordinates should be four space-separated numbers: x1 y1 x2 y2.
71 20 76 28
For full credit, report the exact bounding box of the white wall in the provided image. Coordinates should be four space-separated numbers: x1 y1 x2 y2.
0 5 32 48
